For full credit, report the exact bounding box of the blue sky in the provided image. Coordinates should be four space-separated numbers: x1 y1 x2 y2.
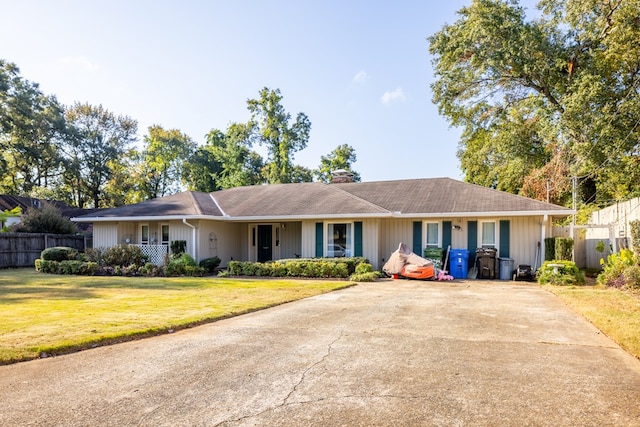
2 1 537 182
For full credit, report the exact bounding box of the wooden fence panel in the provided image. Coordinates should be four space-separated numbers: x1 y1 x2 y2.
0 233 87 268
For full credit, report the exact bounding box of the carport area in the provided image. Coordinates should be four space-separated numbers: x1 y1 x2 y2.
2 279 640 426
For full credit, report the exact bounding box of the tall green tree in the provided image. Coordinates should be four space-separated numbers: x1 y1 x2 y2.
247 87 311 184
182 144 222 193
429 0 640 205
63 103 137 208
314 144 361 183
183 123 264 192
0 60 66 195
138 125 196 199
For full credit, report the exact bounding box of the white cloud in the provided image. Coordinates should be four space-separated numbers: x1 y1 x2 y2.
352 70 368 84
56 56 99 72
380 87 406 105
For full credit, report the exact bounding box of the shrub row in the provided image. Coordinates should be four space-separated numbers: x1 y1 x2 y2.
35 245 221 277
225 257 371 279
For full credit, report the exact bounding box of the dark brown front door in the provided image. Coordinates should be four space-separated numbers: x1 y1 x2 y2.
257 225 272 263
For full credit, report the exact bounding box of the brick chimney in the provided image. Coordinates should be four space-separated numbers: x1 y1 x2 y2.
330 169 354 183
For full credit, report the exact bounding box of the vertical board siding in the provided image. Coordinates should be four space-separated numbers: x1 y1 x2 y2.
197 221 243 266
280 222 302 259
94 222 118 248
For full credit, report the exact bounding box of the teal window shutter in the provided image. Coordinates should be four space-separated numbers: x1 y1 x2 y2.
315 222 323 257
442 221 452 250
354 222 363 257
412 221 422 255
467 221 478 266
499 220 510 258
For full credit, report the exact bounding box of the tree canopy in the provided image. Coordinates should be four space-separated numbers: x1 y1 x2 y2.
429 0 640 206
1 60 360 209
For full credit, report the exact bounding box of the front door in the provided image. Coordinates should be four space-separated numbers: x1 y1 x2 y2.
257 225 272 262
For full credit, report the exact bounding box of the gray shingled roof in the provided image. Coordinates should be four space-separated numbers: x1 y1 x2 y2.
213 182 388 217
333 178 570 214
74 178 572 221
85 191 223 218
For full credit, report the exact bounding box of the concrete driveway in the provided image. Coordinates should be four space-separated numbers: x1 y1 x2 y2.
2 280 640 426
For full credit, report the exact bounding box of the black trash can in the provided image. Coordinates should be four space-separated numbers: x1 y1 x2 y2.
476 247 497 279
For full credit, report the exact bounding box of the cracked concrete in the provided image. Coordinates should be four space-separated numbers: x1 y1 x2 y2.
2 280 640 426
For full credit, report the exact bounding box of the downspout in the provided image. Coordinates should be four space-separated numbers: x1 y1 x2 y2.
183 218 197 260
540 214 548 269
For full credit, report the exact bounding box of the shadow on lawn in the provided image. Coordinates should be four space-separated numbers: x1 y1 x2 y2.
0 284 100 303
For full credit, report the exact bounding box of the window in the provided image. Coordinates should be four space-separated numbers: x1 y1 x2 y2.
327 223 351 257
141 225 149 245
161 224 169 246
481 221 496 247
426 222 439 247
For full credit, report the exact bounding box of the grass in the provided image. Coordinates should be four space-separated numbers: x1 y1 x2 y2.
544 282 640 359
0 269 354 365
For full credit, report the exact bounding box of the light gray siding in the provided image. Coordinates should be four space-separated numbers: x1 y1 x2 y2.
93 222 118 248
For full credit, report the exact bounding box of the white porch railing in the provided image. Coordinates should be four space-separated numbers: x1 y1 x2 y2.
132 244 168 266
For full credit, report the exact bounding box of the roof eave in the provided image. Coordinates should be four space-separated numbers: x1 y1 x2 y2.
389 210 574 218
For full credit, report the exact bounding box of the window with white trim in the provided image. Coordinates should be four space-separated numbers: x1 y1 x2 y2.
425 222 440 248
327 223 351 257
481 221 496 247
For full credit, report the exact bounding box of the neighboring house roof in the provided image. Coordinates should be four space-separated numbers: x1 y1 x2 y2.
73 178 573 222
0 194 99 218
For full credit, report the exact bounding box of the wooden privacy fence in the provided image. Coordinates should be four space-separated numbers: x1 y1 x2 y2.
0 233 89 268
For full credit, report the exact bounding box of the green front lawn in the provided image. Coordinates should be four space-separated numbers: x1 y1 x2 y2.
0 269 353 364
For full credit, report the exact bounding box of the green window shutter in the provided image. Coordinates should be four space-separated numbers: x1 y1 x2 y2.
315 222 323 257
412 221 422 255
467 221 478 266
354 221 363 257
442 221 452 250
499 220 510 258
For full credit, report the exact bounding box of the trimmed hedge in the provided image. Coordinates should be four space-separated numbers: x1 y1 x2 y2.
225 257 369 279
40 246 78 262
554 237 574 261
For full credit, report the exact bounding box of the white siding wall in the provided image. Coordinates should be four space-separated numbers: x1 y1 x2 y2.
280 222 302 259
93 222 118 248
301 220 317 258
361 218 380 269
379 218 414 264
197 220 243 267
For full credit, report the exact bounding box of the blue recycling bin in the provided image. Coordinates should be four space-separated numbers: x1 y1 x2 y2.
450 249 469 279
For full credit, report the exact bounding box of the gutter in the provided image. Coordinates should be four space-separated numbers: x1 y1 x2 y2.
72 210 575 223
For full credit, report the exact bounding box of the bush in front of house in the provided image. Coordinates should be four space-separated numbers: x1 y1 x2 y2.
199 257 221 273
597 248 640 289
99 244 149 267
537 260 585 286
35 259 98 275
224 257 369 279
40 246 79 262
165 253 206 277
348 262 381 282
